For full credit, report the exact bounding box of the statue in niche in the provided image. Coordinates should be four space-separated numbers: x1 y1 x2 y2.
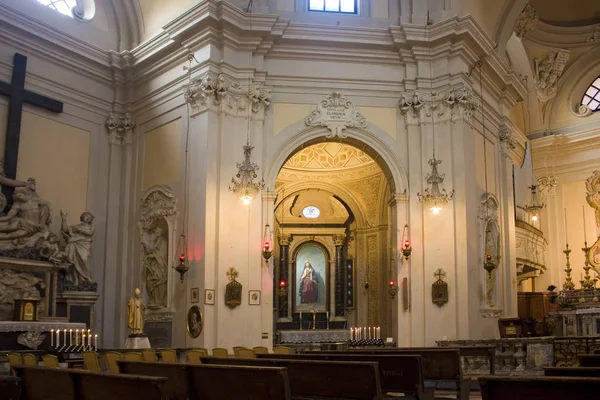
142 226 168 308
0 186 51 249
60 211 95 285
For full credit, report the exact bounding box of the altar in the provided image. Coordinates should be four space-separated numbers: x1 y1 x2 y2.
0 321 85 350
278 329 350 344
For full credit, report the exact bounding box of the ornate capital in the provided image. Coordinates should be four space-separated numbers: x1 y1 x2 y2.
398 88 477 125
278 231 293 246
533 50 570 103
586 25 600 43
498 118 526 166
183 72 271 119
106 112 136 145
499 123 517 159
304 92 367 138
333 234 347 247
515 4 538 38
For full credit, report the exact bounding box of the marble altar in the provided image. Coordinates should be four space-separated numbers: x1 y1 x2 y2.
0 321 85 350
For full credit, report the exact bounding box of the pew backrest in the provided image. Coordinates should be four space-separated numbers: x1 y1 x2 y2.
200 356 383 399
13 365 167 400
545 367 600 377
579 354 600 367
119 360 190 400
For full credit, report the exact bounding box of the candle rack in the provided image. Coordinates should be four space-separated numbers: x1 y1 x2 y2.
348 326 384 348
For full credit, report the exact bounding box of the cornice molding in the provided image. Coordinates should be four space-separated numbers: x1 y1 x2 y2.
398 87 478 125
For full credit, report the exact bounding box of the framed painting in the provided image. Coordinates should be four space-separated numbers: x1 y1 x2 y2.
191 287 199 303
293 243 328 312
204 289 215 305
186 305 203 338
249 290 261 305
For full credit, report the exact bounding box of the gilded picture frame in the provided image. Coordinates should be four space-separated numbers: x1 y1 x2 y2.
293 242 329 313
249 290 261 305
204 289 215 305
186 305 203 338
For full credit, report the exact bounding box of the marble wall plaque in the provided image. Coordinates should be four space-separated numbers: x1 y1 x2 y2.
145 321 172 348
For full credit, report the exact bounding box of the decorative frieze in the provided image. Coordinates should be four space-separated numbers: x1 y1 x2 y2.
305 92 367 139
533 50 570 103
106 112 136 145
183 72 271 119
515 4 538 39
398 88 477 124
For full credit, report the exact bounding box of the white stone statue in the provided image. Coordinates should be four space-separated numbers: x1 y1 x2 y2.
0 160 35 213
534 50 569 103
0 186 51 249
127 288 145 335
142 226 168 308
60 211 95 285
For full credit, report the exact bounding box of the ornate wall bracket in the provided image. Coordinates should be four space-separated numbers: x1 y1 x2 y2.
106 112 136 145
183 72 271 119
498 118 527 166
398 88 477 125
304 92 367 138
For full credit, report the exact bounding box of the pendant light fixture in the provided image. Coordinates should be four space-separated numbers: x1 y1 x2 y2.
417 27 454 214
524 145 545 221
229 0 265 205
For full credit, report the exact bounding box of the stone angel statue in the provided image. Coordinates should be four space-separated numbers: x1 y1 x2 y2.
61 210 95 285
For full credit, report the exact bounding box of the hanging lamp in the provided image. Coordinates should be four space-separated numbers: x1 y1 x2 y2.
417 35 454 214
524 184 545 221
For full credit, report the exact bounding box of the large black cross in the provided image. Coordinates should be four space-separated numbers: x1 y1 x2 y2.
0 53 63 203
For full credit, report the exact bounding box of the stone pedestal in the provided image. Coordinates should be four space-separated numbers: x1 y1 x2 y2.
57 291 99 330
124 335 151 349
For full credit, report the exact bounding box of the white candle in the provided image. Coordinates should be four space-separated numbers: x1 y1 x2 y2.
51 329 54 347
350 327 354 341
326 311 329 320
564 208 568 245
70 329 73 346
583 205 587 243
76 329 79 345
56 329 60 347
63 330 67 346
94 334 98 349
87 329 91 337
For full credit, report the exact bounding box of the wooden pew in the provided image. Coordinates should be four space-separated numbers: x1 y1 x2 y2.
259 353 433 399
200 356 383 399
13 365 167 400
479 376 600 400
579 354 600 367
119 360 291 400
0 376 21 400
292 348 470 400
545 367 600 377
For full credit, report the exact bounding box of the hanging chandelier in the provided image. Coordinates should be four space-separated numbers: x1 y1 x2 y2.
524 184 545 221
229 141 265 205
418 157 454 214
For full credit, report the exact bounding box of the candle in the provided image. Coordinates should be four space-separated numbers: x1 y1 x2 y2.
368 326 371 340
51 329 54 347
76 329 79 345
564 208 568 245
70 329 73 346
326 311 329 320
583 206 587 243
299 311 302 321
94 334 98 349
87 329 91 336
63 330 67 346
56 329 60 347
82 334 86 347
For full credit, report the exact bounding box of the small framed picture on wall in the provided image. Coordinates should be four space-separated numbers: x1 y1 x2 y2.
191 288 199 303
249 290 261 306
204 289 215 305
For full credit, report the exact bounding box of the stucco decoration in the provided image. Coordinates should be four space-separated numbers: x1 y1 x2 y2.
537 176 558 199
398 88 477 124
138 186 178 310
305 92 367 139
533 50 570 103
106 112 136 145
585 170 600 228
183 72 271 119
586 25 600 43
515 4 538 39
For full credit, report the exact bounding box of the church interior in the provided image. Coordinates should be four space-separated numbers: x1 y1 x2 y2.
1 0 600 398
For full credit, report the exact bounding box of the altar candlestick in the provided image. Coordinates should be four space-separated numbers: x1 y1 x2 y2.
94 334 98 349
56 329 60 347
583 206 587 242
564 208 568 245
51 329 54 347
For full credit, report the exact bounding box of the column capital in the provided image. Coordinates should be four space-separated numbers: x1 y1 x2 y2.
183 72 271 119
332 233 347 247
106 112 136 145
398 87 477 126
278 231 293 246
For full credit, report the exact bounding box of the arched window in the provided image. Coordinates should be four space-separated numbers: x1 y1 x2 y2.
37 0 78 18
582 76 600 112
37 0 95 21
309 0 357 14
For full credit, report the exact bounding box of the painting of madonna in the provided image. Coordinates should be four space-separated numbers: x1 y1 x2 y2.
295 245 327 311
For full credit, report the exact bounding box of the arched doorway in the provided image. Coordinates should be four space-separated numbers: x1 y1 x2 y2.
271 139 399 342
